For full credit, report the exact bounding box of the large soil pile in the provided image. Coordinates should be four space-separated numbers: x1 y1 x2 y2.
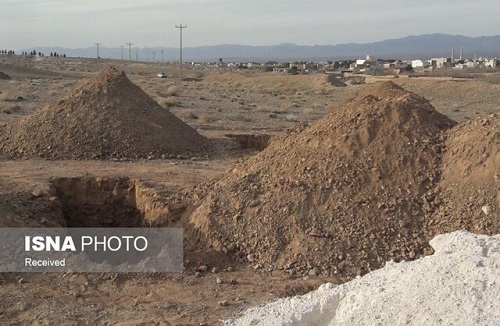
0 67 211 159
188 82 457 279
433 115 499 233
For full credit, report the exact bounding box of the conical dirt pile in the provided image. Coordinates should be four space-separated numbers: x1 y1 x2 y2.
188 82 457 279
0 67 211 159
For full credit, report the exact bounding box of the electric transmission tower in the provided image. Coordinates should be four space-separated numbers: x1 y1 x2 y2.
175 24 187 81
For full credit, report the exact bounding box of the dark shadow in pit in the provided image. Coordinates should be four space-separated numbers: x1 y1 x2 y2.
51 177 152 265
225 134 272 151
52 177 142 228
62 203 142 228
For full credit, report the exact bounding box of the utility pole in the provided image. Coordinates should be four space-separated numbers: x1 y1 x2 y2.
175 24 187 81
135 47 139 61
126 42 133 76
161 50 164 64
152 51 156 62
95 42 101 70
121 45 124 60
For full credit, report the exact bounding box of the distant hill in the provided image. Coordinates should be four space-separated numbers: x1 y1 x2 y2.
25 34 500 62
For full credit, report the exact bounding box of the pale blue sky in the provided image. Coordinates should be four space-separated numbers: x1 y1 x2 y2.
1 0 498 49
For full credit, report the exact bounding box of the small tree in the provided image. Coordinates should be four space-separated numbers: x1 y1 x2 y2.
288 66 298 75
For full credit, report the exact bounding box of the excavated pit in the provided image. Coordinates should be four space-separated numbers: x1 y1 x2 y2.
53 177 143 228
51 177 175 228
225 134 272 151
50 176 179 265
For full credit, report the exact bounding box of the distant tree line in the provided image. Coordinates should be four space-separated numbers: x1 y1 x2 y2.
49 52 66 57
0 49 67 57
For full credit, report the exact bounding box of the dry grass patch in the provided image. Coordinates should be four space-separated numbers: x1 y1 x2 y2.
0 91 10 102
166 86 179 96
159 97 177 107
233 113 251 122
198 115 211 124
256 106 271 113
303 107 315 115
176 109 198 120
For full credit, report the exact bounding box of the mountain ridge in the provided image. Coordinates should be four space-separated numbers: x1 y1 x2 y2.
22 34 500 62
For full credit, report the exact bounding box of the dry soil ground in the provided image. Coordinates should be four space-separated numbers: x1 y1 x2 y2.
0 55 499 325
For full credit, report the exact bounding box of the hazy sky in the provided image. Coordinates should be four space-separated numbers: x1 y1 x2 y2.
1 0 498 50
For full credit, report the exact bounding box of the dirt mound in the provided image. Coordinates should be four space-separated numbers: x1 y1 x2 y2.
188 82 457 279
0 67 211 159
0 72 11 80
433 115 499 233
326 75 346 87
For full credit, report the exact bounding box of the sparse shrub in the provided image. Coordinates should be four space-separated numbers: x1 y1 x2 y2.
0 91 10 102
9 104 21 112
198 115 210 124
159 97 177 107
166 86 179 96
303 107 315 115
234 113 250 122
177 109 198 120
272 107 290 114
256 107 271 113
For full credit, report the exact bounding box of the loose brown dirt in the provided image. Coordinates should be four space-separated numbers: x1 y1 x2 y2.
432 115 500 233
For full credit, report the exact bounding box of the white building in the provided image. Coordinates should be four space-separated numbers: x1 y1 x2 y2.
411 60 424 68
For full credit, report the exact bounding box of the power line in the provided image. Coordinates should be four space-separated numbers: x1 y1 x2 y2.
175 24 187 81
126 42 133 76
